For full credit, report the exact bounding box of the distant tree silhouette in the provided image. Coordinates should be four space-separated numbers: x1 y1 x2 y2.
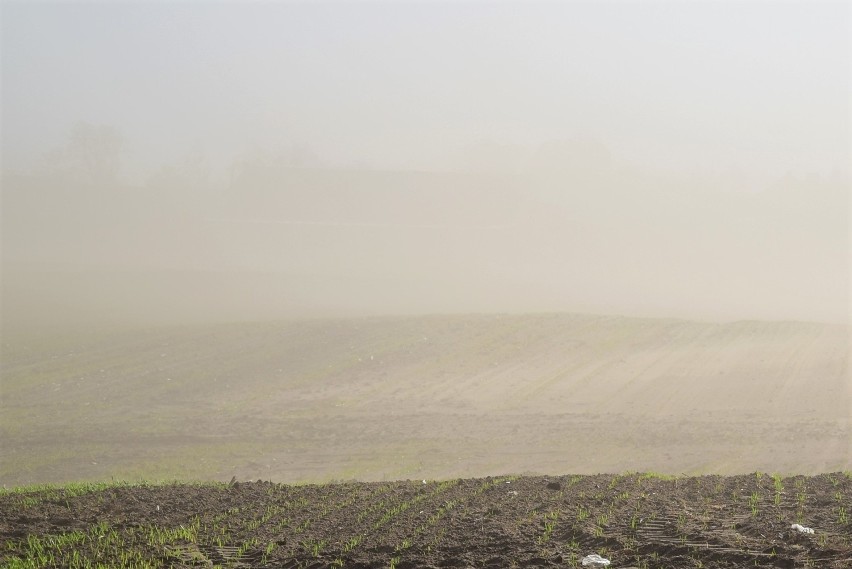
42 121 124 185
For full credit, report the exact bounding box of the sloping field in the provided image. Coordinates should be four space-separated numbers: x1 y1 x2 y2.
2 473 851 568
2 313 848 485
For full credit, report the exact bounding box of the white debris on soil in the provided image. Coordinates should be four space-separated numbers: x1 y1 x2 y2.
791 523 815 534
581 553 611 567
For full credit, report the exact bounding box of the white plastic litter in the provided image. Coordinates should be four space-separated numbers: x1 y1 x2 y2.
791 523 815 534
581 554 611 567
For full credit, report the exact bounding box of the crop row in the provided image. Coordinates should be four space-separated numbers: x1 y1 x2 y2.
2 472 851 568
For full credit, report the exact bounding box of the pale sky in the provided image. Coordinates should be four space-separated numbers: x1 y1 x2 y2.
2 1 850 181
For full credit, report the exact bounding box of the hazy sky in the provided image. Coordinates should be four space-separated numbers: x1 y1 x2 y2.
2 1 850 181
2 1 850 325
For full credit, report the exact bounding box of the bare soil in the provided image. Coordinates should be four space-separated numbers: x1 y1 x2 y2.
2 314 849 485
2 472 851 568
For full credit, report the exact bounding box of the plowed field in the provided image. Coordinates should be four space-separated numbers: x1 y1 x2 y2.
2 314 849 485
3 473 851 568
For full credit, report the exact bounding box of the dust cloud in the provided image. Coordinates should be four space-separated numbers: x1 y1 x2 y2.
1 2 850 329
2 2 852 483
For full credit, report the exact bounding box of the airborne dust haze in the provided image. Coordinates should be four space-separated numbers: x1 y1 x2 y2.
1 1 850 328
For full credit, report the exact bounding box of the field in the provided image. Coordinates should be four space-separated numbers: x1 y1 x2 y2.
2 313 849 484
1 312 850 567
3 472 851 568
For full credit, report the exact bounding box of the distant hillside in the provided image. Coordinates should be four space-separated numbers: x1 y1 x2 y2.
2 313 848 485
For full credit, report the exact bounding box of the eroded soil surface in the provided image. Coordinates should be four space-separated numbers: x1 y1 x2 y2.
2 472 850 568
3 315 850 485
